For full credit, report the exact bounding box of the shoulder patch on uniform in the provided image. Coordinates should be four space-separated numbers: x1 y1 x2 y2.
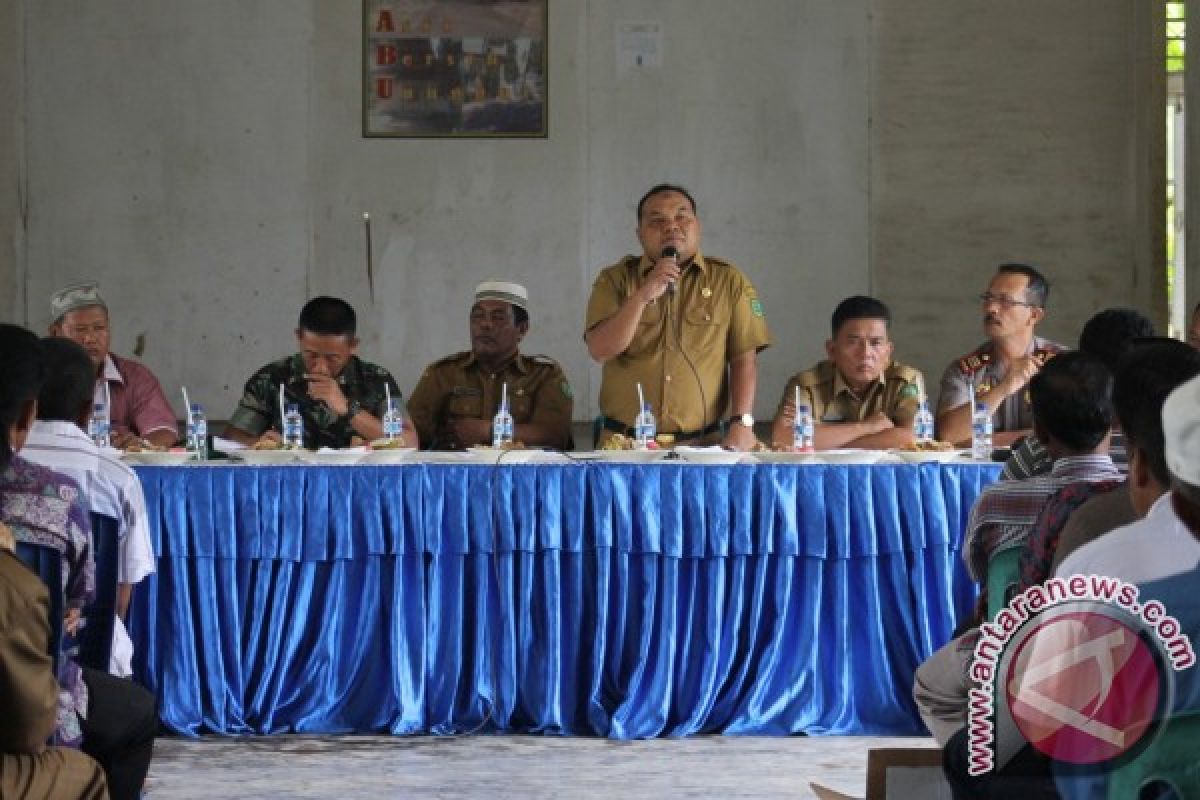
749 297 765 318
529 354 559 366
432 351 471 367
898 383 920 399
560 381 573 399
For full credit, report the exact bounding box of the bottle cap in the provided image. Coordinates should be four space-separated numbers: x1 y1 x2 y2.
190 403 202 412
286 403 299 412
975 402 987 412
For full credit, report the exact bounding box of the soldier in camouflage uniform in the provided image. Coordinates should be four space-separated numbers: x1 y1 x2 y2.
225 296 412 449
770 296 925 450
407 281 574 450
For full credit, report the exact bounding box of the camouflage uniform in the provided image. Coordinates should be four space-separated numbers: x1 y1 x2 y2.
936 336 1065 433
407 351 574 450
228 354 402 449
774 359 925 428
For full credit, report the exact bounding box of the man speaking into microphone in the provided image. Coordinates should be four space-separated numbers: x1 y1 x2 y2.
584 184 771 450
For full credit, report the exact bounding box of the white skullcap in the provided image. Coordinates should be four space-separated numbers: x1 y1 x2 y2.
474 281 528 311
1163 372 1200 486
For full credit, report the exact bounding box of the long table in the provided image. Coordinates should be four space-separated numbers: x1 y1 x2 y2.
127 460 999 738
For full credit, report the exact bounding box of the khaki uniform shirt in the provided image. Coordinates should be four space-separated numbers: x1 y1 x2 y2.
936 336 1065 433
584 252 771 433
407 351 574 450
775 360 924 428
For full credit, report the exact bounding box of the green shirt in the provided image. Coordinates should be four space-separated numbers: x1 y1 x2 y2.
228 354 402 449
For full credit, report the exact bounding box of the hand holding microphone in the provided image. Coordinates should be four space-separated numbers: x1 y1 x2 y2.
661 246 679 294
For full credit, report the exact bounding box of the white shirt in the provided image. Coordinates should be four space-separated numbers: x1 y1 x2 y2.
21 419 157 676
1054 492 1200 583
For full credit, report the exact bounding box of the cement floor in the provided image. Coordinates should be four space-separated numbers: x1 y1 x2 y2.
144 733 938 799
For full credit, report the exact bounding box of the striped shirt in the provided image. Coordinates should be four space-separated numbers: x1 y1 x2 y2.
964 453 1121 582
999 431 1127 481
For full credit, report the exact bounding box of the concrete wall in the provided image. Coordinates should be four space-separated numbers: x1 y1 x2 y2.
0 1 21 320
871 0 1163 385
7 0 1163 424
14 0 869 423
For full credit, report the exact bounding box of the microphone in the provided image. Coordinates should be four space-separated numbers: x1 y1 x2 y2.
661 246 679 293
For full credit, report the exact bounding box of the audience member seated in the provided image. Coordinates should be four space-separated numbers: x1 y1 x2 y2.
769 296 924 450
1024 340 1200 588
407 281 574 450
48 281 178 449
965 373 1200 800
913 351 1118 747
20 337 156 678
0 520 108 799
935 263 1066 447
1054 341 1200 582
1000 307 1154 480
0 324 156 800
225 296 415 450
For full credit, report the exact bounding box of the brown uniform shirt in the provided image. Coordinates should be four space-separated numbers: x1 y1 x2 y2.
775 360 924 428
584 252 771 433
407 351 574 450
936 336 1066 433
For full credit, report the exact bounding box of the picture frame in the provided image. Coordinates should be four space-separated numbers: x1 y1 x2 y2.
363 0 548 138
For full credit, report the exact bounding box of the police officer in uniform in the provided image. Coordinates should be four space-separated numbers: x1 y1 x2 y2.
584 184 771 450
407 281 574 450
770 296 924 450
936 263 1065 446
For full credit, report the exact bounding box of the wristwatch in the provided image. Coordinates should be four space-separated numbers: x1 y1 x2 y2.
733 413 755 428
344 399 363 421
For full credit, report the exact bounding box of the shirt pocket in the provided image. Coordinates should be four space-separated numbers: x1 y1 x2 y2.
448 391 484 418
511 393 533 421
626 301 665 358
683 303 722 352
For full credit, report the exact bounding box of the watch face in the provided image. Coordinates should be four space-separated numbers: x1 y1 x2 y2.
739 413 755 427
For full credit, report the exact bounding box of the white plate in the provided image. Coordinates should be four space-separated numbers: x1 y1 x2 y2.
674 446 747 465
121 450 194 466
890 448 969 464
301 450 367 466
232 449 305 465
359 447 418 465
751 450 821 465
583 448 671 464
813 449 887 465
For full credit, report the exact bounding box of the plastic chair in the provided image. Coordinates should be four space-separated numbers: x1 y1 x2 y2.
14 540 65 674
987 546 1022 620
78 511 119 672
1107 711 1200 799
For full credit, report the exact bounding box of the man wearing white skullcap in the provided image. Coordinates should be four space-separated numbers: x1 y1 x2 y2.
407 281 574 450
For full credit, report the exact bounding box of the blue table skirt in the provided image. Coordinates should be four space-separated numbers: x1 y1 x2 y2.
127 462 999 738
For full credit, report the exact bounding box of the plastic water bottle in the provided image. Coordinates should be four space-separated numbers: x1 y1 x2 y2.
792 403 815 452
491 400 514 448
382 398 404 442
634 402 657 449
914 400 935 444
971 402 993 460
187 403 208 461
88 403 110 448
283 403 304 449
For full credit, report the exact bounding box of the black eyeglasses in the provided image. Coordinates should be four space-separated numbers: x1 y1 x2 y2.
978 292 1037 310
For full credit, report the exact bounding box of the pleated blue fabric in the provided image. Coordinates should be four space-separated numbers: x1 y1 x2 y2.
127 461 998 738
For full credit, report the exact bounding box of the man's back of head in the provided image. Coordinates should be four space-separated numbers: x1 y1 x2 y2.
1078 308 1156 373
1029 351 1113 454
1113 338 1200 489
37 337 96 425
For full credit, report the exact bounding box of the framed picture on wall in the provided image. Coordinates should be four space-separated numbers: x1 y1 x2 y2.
363 0 548 138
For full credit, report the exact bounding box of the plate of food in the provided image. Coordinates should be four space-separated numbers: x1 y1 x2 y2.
812 449 888 465
121 449 194 466
359 440 418 465
891 442 969 464
673 446 747 465
232 448 305 465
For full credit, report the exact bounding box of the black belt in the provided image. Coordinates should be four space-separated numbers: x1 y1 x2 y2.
601 417 725 440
